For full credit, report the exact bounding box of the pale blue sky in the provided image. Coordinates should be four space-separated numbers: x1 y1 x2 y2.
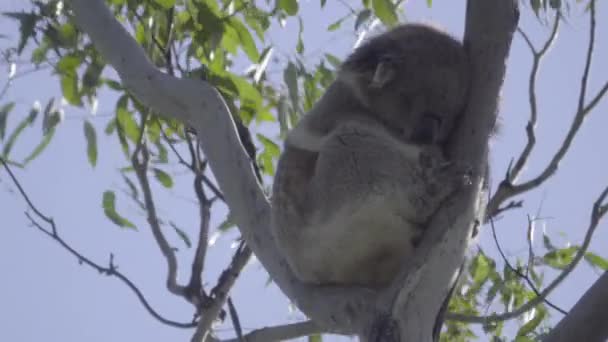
1 1 607 341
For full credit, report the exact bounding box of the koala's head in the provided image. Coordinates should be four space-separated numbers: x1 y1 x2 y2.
339 24 470 145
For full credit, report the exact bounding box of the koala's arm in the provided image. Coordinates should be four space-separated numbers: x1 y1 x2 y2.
272 119 459 286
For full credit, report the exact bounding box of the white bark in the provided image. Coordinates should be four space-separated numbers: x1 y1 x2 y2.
66 0 518 340
544 271 608 342
67 0 374 335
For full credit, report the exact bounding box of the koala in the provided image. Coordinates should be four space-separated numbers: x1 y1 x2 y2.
271 24 470 288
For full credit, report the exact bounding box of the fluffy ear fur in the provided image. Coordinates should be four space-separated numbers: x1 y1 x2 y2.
370 62 395 88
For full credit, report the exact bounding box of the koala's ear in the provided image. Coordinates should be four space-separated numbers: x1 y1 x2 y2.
370 61 395 88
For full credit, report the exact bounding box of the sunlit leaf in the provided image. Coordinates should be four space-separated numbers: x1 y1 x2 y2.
584 252 608 270
154 0 175 9
327 18 344 31
372 0 398 27
517 307 546 337
60 73 82 106
543 246 578 270
278 0 299 16
308 334 322 342
229 19 260 61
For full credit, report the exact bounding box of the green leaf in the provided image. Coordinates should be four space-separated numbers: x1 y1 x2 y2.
104 79 124 91
153 168 173 188
229 19 260 62
0 102 15 140
308 334 323 342
324 53 341 69
372 0 398 27
57 54 82 74
22 128 55 165
471 254 491 283
543 246 578 270
278 0 299 16
2 12 38 54
257 134 280 157
355 9 372 31
122 174 139 199
549 0 561 9
327 18 344 31
169 221 192 248
115 95 140 142
584 252 608 270
218 213 236 232
82 61 105 90
296 17 304 54
542 233 556 251
102 191 136 229
154 0 175 9
284 62 299 112
516 307 546 336
2 105 38 157
84 120 98 167
530 0 541 16
60 73 82 106
42 104 63 135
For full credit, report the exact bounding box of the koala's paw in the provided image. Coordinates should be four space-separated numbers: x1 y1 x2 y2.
419 148 471 198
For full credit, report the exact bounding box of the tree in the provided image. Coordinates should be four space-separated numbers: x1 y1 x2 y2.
1 0 607 341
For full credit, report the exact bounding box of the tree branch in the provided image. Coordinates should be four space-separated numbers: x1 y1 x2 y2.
0 157 196 329
370 1 520 340
486 0 607 218
191 242 252 341
208 321 323 342
543 271 608 342
447 183 608 324
507 14 560 185
67 0 378 335
131 115 188 300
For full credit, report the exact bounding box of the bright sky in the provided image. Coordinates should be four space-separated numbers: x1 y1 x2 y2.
1 1 607 341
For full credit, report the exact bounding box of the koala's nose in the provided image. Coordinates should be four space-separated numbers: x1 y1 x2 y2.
410 113 442 144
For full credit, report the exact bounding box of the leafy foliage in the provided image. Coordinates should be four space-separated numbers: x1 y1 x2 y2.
1 1 606 341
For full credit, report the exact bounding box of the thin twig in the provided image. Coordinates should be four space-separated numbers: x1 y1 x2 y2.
131 113 188 299
191 242 252 342
186 166 213 304
0 157 195 328
207 321 323 342
509 15 560 184
448 182 608 324
226 297 244 341
490 216 567 315
487 2 606 219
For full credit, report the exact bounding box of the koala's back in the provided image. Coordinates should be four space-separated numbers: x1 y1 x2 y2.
272 119 454 287
271 23 469 288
